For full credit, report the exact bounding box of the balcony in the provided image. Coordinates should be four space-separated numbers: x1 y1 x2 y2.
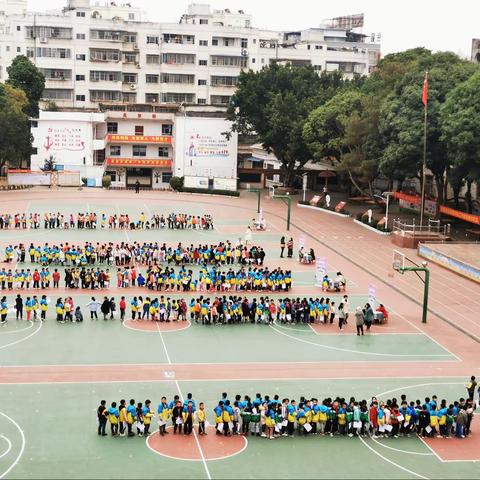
105 157 173 168
105 134 173 145
92 139 105 150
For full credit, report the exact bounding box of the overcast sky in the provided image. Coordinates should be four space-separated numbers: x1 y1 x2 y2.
29 0 479 57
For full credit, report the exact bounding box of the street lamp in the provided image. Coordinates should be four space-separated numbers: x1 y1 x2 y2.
382 191 395 230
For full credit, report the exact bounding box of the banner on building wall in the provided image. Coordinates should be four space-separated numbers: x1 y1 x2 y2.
439 205 480 226
213 178 237 191
43 127 86 153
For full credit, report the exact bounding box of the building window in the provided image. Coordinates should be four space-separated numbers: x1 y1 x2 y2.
123 53 137 63
212 39 218 46
90 70 121 82
90 90 122 102
75 74 85 81
198 79 207 86
197 98 206 104
199 19 208 25
16 25 20 31
147 35 159 44
76 33 86 39
307 45 311 50
134 125 144 135
110 145 121 156
162 172 173 183
122 73 137 83
76 11 86 17
41 89 73 100
107 122 118 133
145 74 159 83
146 54 160 64
122 92 136 103
199 40 208 46
315 45 323 50
76 94 86 101
161 73 194 84
132 145 147 157
241 38 248 49
128 13 135 20
31 120 38 128
145 93 159 103
313 65 322 71
251 58 256 64
162 124 173 135
76 54 86 61
16 47 21 53
162 53 195 65
199 59 207 66
253 38 257 44
158 146 169 157
211 75 238 87
32 147 38 155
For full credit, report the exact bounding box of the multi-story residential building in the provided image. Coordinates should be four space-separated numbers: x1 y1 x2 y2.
0 0 381 109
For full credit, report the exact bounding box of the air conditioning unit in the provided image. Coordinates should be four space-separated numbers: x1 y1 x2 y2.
40 37 48 43
129 83 137 90
133 44 139 50
135 63 141 69
241 49 248 57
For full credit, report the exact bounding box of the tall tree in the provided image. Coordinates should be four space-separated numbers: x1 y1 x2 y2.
378 51 477 203
227 64 344 187
6 55 45 117
441 70 480 212
0 83 33 173
303 88 366 193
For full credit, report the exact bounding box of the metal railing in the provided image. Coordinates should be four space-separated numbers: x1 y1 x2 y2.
393 218 450 236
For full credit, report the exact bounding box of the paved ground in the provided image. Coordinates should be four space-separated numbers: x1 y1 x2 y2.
0 187 478 479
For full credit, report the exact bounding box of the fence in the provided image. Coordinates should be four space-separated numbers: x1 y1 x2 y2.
393 218 451 237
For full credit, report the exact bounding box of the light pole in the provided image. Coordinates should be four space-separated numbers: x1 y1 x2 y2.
302 173 308 203
382 191 394 230
272 191 292 231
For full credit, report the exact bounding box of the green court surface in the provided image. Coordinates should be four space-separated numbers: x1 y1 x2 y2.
0 379 477 480
0 192 478 479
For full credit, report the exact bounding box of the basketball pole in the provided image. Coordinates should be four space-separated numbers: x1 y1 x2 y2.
398 265 430 324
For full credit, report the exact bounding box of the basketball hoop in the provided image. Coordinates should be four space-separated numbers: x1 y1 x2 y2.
392 250 406 274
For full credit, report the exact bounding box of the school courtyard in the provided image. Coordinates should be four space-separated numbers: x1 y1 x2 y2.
0 188 479 479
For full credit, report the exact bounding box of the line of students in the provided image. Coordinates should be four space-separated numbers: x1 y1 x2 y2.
4 241 264 268
97 390 476 440
0 212 214 231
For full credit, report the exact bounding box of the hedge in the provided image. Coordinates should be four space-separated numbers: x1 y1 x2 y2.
181 187 240 197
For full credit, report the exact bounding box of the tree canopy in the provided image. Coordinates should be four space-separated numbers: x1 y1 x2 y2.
0 83 33 173
6 55 45 118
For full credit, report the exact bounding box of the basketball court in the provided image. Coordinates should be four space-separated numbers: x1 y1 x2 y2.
0 188 478 479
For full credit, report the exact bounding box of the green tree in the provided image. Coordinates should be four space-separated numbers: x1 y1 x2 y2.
0 83 33 174
441 70 480 212
227 64 344 187
303 88 366 193
378 51 477 202
6 55 45 117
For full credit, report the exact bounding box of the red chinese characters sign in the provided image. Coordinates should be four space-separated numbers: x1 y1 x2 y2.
105 158 172 168
106 135 172 144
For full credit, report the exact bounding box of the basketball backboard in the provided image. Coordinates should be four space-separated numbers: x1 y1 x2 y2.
392 250 406 273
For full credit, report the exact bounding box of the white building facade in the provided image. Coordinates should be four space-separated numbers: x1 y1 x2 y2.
0 1 381 109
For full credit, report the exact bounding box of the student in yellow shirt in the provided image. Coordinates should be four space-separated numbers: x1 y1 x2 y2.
197 402 207 435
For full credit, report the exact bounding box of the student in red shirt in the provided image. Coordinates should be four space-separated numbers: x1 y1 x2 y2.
53 269 60 288
119 296 126 321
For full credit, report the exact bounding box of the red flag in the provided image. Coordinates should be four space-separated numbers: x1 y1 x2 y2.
422 72 428 107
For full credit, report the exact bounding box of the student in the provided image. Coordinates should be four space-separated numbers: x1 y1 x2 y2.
101 296 111 320
197 402 207 435
40 295 48 321
466 376 477 401
15 294 23 320
142 400 154 436
287 238 294 258
108 402 119 437
126 399 137 437
280 237 286 258
119 296 126 321
171 400 183 434
87 297 99 320
355 306 364 336
74 306 83 322
183 401 195 435
55 298 64 323
136 402 144 437
97 400 108 436
157 397 170 436
118 399 127 436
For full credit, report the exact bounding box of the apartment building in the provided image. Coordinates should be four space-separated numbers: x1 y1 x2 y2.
0 0 381 109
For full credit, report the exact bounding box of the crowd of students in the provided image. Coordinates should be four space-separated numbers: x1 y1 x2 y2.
0 212 214 231
4 241 265 268
97 388 477 440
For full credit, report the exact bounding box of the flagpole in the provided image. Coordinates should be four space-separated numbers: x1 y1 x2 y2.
420 71 428 227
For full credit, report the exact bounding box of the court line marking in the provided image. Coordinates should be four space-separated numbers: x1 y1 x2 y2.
391 309 462 362
0 435 12 460
155 323 212 480
0 411 25 479
359 436 428 479
123 319 191 334
0 321 42 350
369 436 434 456
0 322 35 335
145 426 248 463
269 324 454 359
273 321 421 336
0 376 472 386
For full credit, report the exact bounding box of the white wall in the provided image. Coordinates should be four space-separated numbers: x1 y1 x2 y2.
175 116 237 180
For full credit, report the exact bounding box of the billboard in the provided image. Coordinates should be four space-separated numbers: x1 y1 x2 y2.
175 117 238 180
